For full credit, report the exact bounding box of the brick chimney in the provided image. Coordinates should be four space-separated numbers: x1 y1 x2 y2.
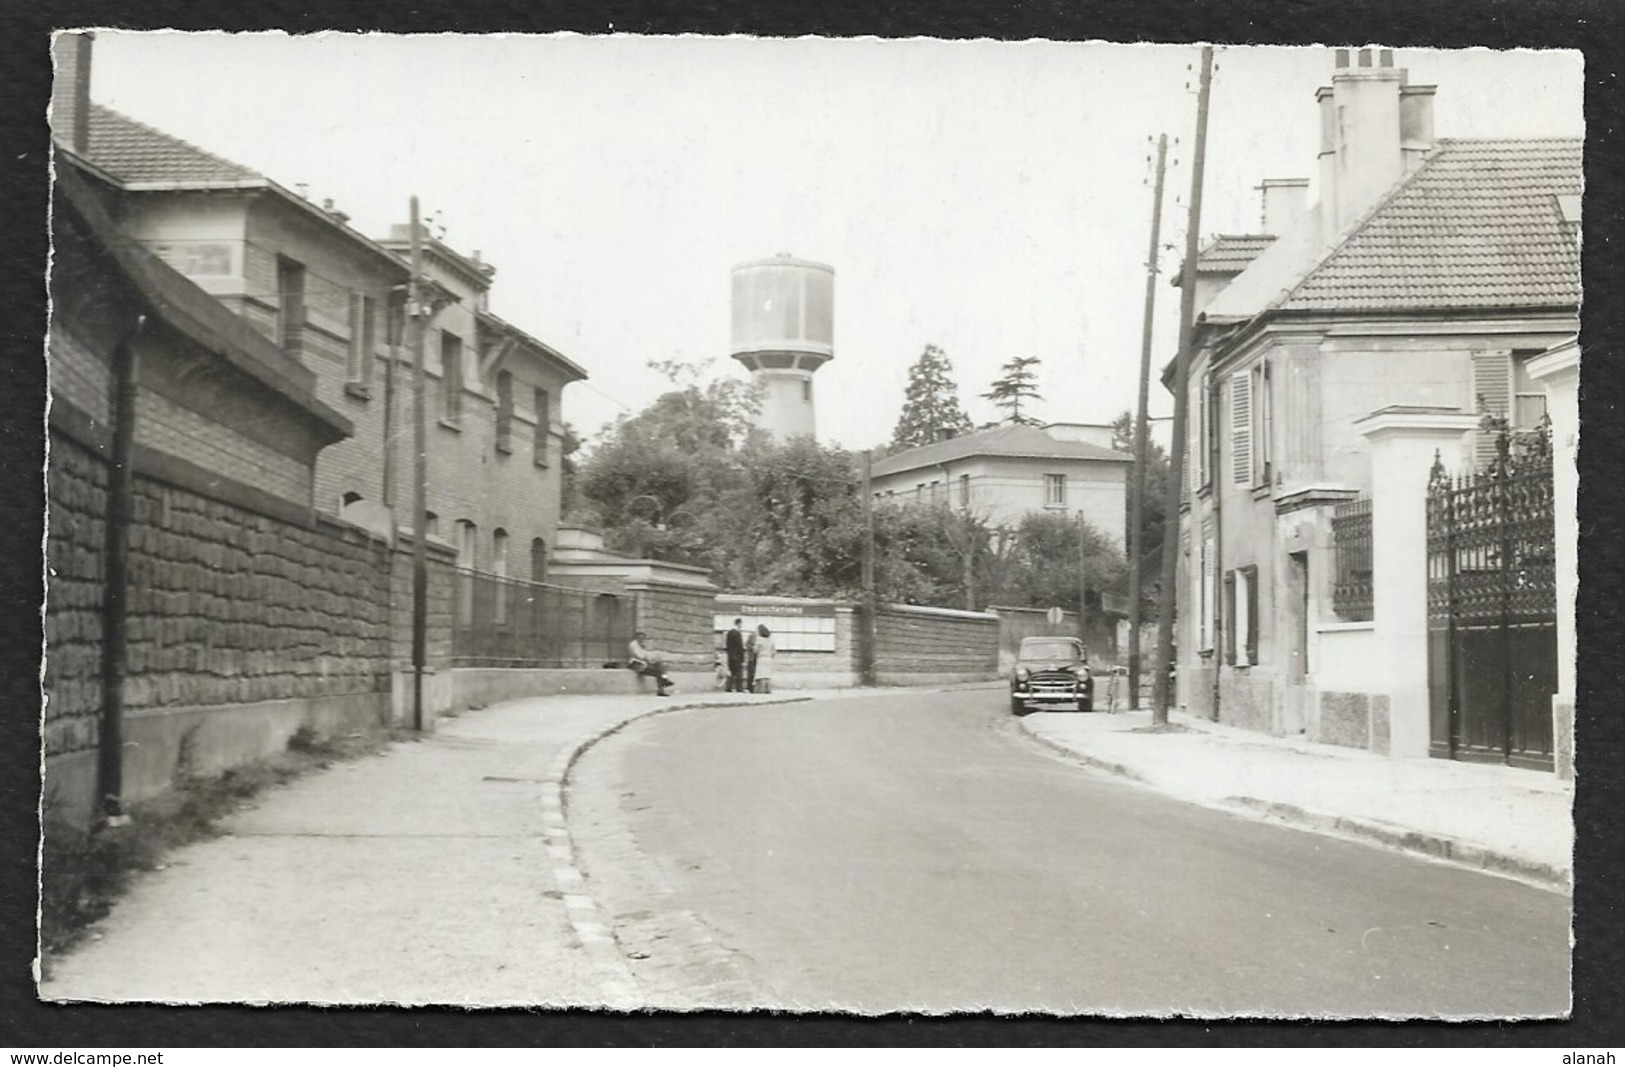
1258 178 1310 236
50 31 93 155
1316 48 1436 234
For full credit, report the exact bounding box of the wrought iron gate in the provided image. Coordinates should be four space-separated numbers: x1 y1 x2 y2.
1425 422 1557 770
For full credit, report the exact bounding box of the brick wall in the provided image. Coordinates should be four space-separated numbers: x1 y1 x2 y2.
48 322 111 426
44 432 107 761
390 537 457 671
134 390 311 505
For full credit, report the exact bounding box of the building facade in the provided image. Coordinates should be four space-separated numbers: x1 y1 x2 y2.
870 423 1130 545
1168 50 1580 761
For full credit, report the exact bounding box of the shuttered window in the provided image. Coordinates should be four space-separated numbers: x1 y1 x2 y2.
1251 361 1272 487
1199 519 1215 652
1471 349 1512 468
1230 369 1253 485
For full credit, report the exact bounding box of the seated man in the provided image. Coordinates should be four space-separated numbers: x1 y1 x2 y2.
627 631 676 697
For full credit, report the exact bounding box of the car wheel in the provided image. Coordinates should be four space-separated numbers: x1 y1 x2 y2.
1010 696 1025 716
1078 699 1093 713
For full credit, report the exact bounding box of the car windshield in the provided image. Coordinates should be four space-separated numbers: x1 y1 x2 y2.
1020 639 1082 662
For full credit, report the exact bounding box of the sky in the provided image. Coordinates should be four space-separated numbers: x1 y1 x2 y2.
84 33 1583 453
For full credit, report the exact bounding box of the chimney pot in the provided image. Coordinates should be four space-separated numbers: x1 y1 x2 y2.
296 183 309 199
1380 48 1395 68
1336 48 1350 68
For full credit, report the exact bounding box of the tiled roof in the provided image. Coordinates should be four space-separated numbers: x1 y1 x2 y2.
1196 234 1275 274
871 424 1130 478
86 104 263 185
1279 138 1582 312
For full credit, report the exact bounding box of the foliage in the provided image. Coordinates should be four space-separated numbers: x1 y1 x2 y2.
558 421 585 521
891 344 974 450
982 355 1044 426
994 511 1126 612
1111 409 1171 612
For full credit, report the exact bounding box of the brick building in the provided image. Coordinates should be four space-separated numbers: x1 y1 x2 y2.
47 153 396 824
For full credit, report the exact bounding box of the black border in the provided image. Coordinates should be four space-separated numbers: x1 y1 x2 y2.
5 0 1622 1048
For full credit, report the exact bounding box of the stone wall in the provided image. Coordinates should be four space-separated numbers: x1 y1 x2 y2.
632 580 716 662
873 603 1000 685
43 432 108 765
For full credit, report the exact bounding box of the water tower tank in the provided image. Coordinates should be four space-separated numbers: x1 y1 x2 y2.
730 255 834 441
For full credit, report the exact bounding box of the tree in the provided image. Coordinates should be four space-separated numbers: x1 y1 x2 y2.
1111 409 1170 613
982 356 1044 425
891 344 974 449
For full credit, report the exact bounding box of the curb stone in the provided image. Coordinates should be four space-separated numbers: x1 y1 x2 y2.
542 694 817 1007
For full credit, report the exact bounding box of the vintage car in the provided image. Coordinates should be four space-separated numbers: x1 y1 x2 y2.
1009 635 1093 714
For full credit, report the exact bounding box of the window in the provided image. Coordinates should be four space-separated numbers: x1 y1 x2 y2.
455 519 477 625
441 332 464 424
1044 474 1066 508
346 293 376 389
1512 351 1548 431
1230 368 1253 485
1191 375 1209 492
802 378 812 402
959 473 971 509
276 256 306 354
1199 520 1215 652
916 483 926 503
533 388 551 467
424 510 439 538
1224 566 1259 666
930 480 941 503
1251 360 1273 486
495 370 514 453
1471 349 1512 468
531 537 548 582
492 529 510 623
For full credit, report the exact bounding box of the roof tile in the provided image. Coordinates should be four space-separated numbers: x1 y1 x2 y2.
86 104 263 185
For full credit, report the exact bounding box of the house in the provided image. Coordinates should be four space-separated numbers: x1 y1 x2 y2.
869 422 1131 545
374 224 588 582
1168 48 1580 769
46 149 398 823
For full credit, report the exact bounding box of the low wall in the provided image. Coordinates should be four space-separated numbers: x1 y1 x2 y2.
874 602 1000 685
1309 622 1389 753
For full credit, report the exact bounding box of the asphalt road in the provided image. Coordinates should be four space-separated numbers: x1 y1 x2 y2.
568 688 1570 1017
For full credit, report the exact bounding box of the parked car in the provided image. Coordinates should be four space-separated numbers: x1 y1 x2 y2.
1009 635 1093 714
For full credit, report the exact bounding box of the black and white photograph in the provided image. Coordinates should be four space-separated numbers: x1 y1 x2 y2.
35 26 1589 1024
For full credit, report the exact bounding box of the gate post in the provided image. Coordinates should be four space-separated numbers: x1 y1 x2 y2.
1526 341 1578 780
1356 407 1480 758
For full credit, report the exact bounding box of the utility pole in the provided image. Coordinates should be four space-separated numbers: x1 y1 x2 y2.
1127 133 1169 711
98 316 144 823
1077 511 1089 648
860 450 878 686
1153 45 1214 726
409 196 429 732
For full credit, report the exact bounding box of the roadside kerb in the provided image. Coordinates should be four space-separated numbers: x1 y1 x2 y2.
1014 715 1571 893
539 692 818 1008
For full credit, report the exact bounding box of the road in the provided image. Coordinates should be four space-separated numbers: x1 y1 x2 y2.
568 688 1570 1017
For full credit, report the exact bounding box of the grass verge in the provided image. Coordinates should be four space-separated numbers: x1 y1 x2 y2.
39 724 404 970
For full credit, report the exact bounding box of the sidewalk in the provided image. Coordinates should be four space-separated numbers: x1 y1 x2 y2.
1017 706 1574 891
39 687 853 1007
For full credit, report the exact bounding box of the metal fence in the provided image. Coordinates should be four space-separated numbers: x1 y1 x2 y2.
451 569 631 668
1331 495 1374 621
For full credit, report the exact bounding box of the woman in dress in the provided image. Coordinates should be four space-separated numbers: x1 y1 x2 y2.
751 624 776 693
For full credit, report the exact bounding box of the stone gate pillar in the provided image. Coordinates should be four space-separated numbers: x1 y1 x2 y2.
1526 341 1578 780
1356 406 1480 758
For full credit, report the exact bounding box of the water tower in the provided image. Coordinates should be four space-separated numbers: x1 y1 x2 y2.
730 255 834 441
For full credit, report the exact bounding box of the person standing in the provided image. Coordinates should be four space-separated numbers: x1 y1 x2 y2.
724 617 747 692
627 631 675 697
745 624 759 693
751 624 776 694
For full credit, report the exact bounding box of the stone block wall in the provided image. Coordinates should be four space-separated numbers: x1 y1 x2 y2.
119 483 392 712
632 581 716 662
873 603 1000 684
389 536 457 671
44 432 108 763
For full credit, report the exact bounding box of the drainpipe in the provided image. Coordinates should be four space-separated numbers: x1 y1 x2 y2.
98 313 145 823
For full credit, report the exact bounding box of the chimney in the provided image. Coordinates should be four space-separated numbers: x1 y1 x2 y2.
1316 48 1436 234
1259 178 1310 236
50 31 93 156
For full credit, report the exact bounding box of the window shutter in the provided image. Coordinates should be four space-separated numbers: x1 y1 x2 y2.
1231 370 1252 485
1243 566 1259 666
1471 350 1512 468
1188 379 1202 492
1223 570 1236 665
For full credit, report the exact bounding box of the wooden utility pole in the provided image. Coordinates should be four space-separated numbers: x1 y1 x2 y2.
860 451 878 686
98 317 144 822
1153 45 1214 726
1127 133 1169 710
409 197 428 732
1077 511 1089 650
